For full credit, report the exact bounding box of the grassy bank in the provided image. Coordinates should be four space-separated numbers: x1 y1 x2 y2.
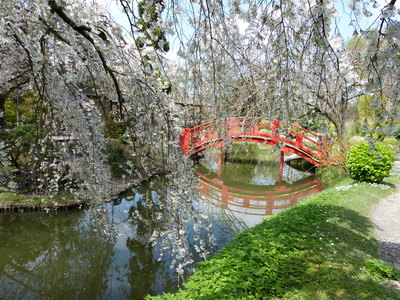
0 188 83 210
0 174 161 211
151 175 400 299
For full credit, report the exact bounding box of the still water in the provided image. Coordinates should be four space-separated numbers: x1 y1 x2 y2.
0 147 323 299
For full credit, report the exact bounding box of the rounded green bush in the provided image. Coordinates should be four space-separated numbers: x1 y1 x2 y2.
346 142 394 183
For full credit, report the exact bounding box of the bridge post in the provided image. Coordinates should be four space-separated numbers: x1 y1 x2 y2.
279 151 284 183
271 119 279 137
218 148 223 177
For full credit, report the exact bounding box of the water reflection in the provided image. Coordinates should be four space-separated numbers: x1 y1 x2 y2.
0 210 114 299
196 148 324 227
0 179 227 299
0 147 325 299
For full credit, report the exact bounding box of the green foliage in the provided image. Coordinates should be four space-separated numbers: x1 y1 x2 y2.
107 145 129 179
107 147 123 161
110 162 124 178
149 177 400 299
0 124 36 148
351 121 363 136
357 95 374 125
104 121 127 139
317 166 347 186
3 92 37 127
135 0 170 53
393 125 400 140
4 100 17 126
363 259 400 281
383 137 400 149
0 124 37 170
346 142 394 183
346 36 367 53
0 93 39 190
357 95 391 140
298 116 328 133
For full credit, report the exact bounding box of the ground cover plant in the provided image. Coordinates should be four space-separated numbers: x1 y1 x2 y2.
149 176 400 299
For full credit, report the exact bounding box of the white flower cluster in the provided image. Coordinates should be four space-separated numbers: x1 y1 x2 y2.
336 182 391 191
369 182 391 189
335 184 356 191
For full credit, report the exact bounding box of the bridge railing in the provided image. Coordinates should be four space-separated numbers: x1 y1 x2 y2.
180 117 333 166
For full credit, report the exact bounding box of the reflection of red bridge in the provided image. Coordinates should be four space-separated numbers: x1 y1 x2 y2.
180 118 333 167
197 172 324 216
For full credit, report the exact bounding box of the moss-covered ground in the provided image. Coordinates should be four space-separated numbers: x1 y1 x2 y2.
0 188 82 210
150 175 400 299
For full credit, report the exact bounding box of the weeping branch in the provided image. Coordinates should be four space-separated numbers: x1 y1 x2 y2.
47 0 124 118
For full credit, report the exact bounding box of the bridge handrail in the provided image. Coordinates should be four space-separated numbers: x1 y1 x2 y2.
187 118 325 138
180 117 333 167
226 119 326 148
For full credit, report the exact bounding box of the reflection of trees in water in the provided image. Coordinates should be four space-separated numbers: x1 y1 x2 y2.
224 162 277 185
120 183 178 298
0 210 115 299
125 238 175 298
194 196 247 239
200 146 314 186
2 163 304 299
0 174 243 299
124 177 229 288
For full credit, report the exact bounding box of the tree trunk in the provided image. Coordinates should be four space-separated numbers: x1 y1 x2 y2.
334 119 346 142
331 117 348 157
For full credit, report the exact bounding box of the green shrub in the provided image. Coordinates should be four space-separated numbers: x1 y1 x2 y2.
346 142 394 183
110 162 124 178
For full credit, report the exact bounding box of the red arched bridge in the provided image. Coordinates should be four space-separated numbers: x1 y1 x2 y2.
179 118 333 168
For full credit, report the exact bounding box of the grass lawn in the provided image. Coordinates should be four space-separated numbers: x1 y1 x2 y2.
150 175 400 299
0 188 82 209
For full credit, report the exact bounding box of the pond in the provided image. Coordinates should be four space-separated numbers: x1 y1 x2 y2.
0 146 324 299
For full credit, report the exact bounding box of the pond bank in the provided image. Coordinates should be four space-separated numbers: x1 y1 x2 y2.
0 172 164 211
151 175 400 299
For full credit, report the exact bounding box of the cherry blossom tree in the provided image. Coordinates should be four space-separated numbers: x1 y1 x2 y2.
0 0 181 201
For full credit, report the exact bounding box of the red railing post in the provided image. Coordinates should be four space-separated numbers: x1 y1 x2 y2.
279 151 284 183
295 132 303 148
272 119 280 137
179 128 191 154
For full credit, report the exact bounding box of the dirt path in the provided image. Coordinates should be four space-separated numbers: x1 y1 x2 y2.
370 161 400 271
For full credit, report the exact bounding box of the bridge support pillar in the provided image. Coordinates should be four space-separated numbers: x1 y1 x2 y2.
279 151 284 183
218 148 223 177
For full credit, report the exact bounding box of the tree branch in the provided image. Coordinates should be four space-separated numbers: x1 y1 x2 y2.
47 0 124 118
